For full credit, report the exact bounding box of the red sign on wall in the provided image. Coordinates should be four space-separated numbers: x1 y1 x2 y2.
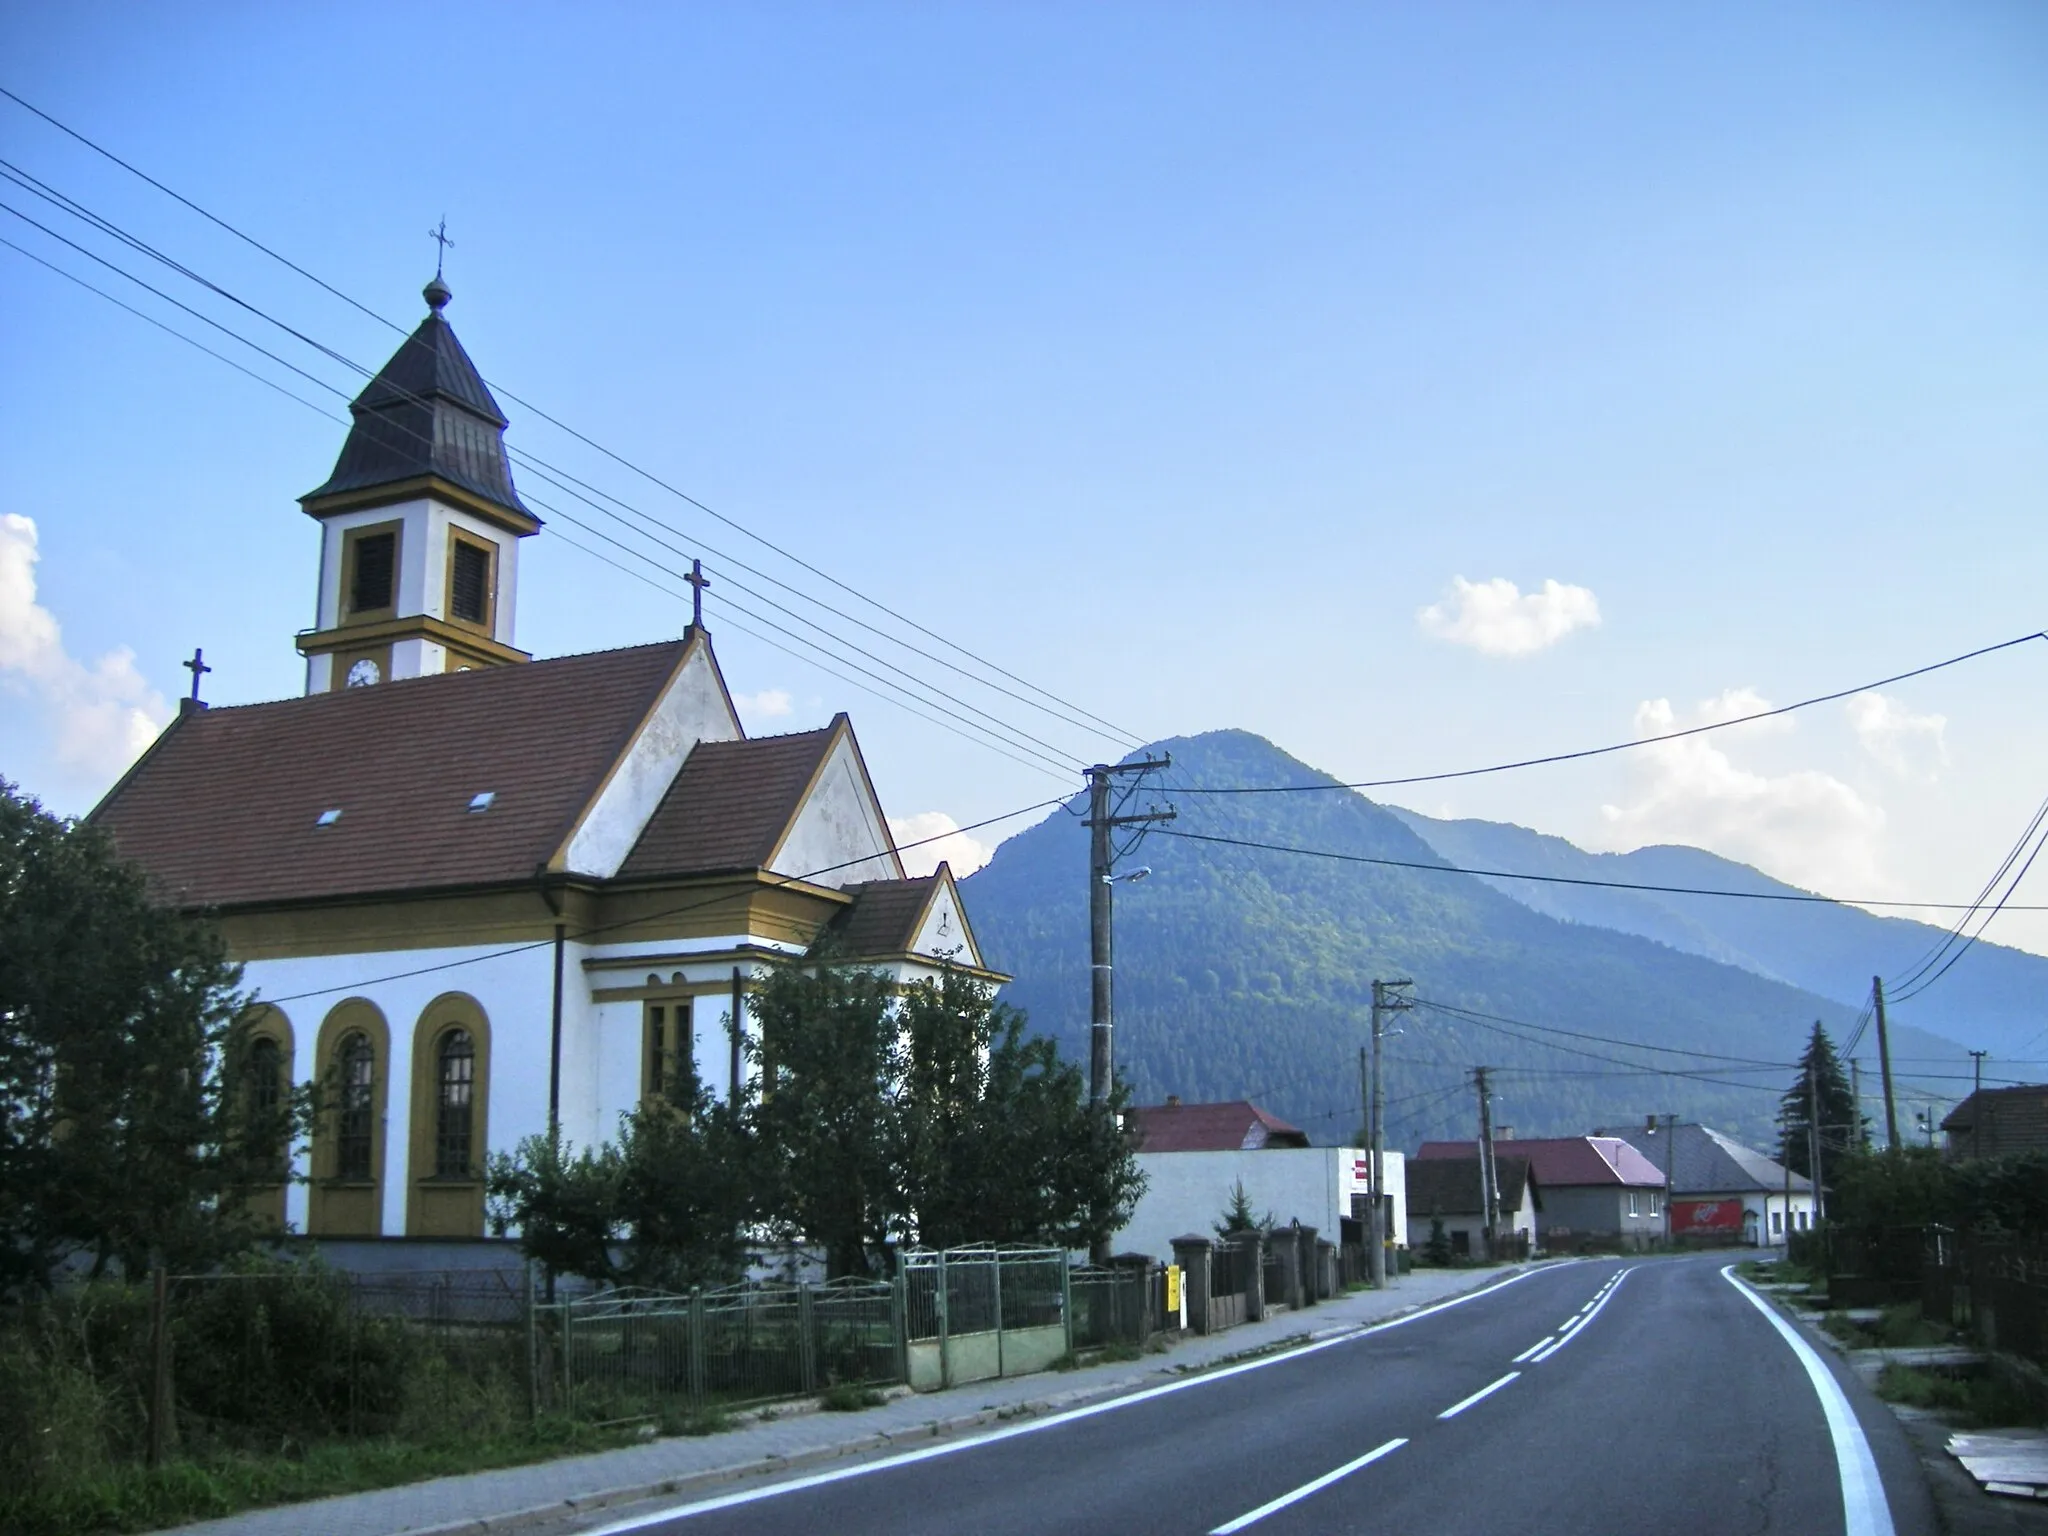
1672 1199 1746 1233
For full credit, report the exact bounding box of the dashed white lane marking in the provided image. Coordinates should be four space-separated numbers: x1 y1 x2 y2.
580 1267 1551 1532
1512 1337 1556 1364
1531 1266 1635 1363
1722 1267 1895 1536
1436 1370 1521 1420
1208 1438 1409 1534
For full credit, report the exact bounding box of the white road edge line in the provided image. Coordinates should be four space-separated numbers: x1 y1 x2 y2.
1531 1266 1634 1362
1437 1370 1521 1420
1207 1437 1409 1534
1721 1266 1896 1536
579 1267 1552 1533
1512 1337 1555 1364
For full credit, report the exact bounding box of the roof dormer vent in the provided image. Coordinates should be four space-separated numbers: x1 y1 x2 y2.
316 808 343 827
468 791 496 813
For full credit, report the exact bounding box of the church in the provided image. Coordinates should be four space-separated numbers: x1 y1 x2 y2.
89 273 999 1248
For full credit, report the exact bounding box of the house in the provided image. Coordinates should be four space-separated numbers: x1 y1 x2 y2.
1416 1136 1666 1251
1114 1099 1407 1261
1601 1123 1814 1247
89 274 1001 1265
1403 1155 1539 1259
1940 1085 2048 1162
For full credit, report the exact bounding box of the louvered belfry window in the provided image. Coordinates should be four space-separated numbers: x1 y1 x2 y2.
337 1032 375 1181
435 1029 476 1177
450 540 491 624
351 532 395 613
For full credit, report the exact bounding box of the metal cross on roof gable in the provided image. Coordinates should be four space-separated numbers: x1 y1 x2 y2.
428 217 454 279
685 558 711 629
182 647 212 703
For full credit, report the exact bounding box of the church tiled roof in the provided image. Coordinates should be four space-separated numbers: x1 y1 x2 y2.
90 641 687 908
302 281 532 522
826 873 940 957
617 723 842 880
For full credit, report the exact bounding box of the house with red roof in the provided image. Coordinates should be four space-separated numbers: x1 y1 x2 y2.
1416 1135 1667 1251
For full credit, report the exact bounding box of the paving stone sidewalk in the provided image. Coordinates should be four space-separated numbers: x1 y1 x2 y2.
164 1262 1557 1536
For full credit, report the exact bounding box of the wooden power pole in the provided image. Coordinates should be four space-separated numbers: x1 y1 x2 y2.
1474 1066 1499 1257
1366 979 1411 1287
1872 975 1900 1151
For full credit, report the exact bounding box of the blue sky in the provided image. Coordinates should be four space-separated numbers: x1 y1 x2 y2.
3 2 2045 953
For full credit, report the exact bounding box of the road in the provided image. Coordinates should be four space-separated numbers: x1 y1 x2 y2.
581 1255 1933 1536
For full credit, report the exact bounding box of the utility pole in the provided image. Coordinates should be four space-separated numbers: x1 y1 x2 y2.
1658 1112 1677 1246
1084 757 1174 1263
1807 1062 1825 1224
1872 975 1900 1151
1850 1059 1863 1150
1969 1050 1987 1160
1367 979 1412 1288
1474 1067 1499 1258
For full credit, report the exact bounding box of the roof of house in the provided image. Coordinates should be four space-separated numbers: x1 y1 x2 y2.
1130 1100 1311 1153
1405 1155 1537 1218
91 641 694 907
1415 1136 1666 1188
827 872 942 957
616 723 840 880
301 281 530 520
1941 1084 2048 1133
1601 1123 1812 1196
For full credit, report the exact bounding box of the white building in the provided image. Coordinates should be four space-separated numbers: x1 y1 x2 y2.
91 275 998 1253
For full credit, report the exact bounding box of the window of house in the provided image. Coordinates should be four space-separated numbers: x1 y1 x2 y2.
1627 1191 1639 1217
449 538 493 626
645 999 694 1105
435 1030 475 1177
1650 1191 1661 1216
348 530 397 615
337 1032 375 1181
1450 1230 1470 1257
1772 1209 1783 1234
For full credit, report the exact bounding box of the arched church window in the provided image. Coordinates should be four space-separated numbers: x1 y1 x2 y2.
337 1032 375 1181
435 1029 476 1177
245 1035 284 1167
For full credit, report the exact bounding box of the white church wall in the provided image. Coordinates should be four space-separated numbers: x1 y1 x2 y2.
247 941 558 1236
562 641 741 878
769 733 900 889
908 879 976 965
313 499 435 630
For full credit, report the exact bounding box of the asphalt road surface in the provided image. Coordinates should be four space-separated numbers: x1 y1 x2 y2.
584 1256 1934 1536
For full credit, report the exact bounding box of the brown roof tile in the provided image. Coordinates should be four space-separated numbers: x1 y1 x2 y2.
1415 1136 1665 1188
1405 1155 1536 1217
91 641 688 908
616 722 840 880
1130 1100 1311 1152
826 874 937 957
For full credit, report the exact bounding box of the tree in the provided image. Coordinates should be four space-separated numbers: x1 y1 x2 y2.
1778 1020 1861 1179
486 1130 624 1285
751 959 902 1277
0 782 302 1289
1213 1178 1275 1238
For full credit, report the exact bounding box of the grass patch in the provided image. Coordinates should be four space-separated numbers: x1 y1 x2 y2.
658 1404 736 1437
1877 1365 2045 1428
1819 1302 1951 1351
818 1382 887 1413
0 1418 638 1536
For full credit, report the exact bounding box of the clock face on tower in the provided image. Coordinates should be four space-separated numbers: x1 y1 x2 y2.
345 658 381 688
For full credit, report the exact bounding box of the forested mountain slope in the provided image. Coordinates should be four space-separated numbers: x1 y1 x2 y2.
962 730 1975 1152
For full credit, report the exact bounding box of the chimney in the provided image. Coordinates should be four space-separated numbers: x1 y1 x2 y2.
1165 1094 1182 1108
1496 1125 1514 1141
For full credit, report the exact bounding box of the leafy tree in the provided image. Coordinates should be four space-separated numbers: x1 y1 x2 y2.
486 1129 624 1284
0 782 302 1289
1778 1020 1862 1179
751 959 902 1277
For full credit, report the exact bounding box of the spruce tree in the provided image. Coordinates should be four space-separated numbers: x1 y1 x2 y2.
1778 1020 1863 1178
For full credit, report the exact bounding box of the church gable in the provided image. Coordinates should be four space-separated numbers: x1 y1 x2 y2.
765 717 902 890
555 633 743 879
908 871 980 966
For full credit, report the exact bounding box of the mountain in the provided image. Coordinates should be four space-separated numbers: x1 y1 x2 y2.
1386 810 2048 1066
961 730 1976 1155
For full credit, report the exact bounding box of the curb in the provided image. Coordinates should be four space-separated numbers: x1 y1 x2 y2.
302 1264 1557 1536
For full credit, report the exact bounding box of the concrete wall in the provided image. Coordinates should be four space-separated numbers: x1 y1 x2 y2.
1119 1148 1397 1262
1538 1185 1666 1249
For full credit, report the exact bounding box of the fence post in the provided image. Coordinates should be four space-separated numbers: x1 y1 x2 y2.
524 1261 539 1424
937 1249 951 1390
891 1268 910 1386
561 1294 575 1421
1061 1251 1074 1354
992 1253 1006 1378
798 1283 819 1393
688 1287 707 1407
146 1265 170 1467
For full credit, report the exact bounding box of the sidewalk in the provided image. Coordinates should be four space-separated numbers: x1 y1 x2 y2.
167 1263 1555 1536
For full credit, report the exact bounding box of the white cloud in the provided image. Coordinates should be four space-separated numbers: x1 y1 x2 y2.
1847 691 1948 780
888 811 994 879
1417 576 1601 657
1591 690 1888 896
731 687 793 726
0 514 171 785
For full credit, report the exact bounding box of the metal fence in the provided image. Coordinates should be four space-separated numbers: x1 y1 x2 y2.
900 1246 1073 1388
1922 1232 2048 1370
1067 1264 1153 1348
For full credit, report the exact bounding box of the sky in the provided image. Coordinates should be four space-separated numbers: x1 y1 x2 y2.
3 2 2045 957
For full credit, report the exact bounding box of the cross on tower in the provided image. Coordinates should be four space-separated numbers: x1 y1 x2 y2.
685 559 711 629
428 217 454 278
182 647 212 703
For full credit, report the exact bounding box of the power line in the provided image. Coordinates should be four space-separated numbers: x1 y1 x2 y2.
1148 826 2048 912
1168 633 2045 795
0 86 1144 751
1885 789 2048 1004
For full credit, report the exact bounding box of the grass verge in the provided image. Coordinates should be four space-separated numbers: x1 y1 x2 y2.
1877 1364 2046 1428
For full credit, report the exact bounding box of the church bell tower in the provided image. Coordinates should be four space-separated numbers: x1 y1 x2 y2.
296 273 540 693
